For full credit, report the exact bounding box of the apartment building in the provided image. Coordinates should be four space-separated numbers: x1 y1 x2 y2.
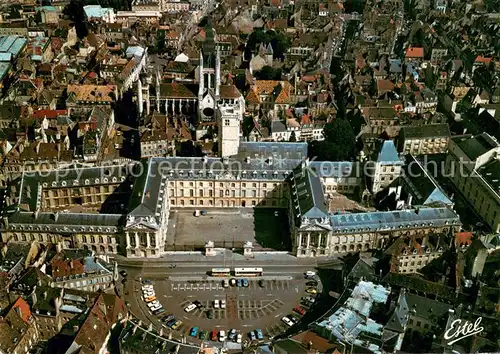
446 133 500 233
399 123 451 155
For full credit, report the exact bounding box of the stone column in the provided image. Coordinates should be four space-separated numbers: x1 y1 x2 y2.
146 233 151 248
165 99 169 114
318 234 322 248
135 232 139 248
126 232 131 248
307 233 311 249
298 233 302 248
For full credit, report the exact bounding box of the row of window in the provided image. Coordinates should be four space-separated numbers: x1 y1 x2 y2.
171 189 280 198
170 199 287 207
171 181 280 188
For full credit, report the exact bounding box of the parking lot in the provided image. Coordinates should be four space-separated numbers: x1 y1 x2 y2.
137 276 318 345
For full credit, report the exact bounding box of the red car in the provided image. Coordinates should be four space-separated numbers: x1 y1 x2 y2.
211 330 218 341
293 306 306 315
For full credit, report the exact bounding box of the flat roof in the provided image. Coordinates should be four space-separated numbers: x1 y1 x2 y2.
0 35 27 58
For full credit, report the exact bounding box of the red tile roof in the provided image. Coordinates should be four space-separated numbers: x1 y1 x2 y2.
219 85 241 99
32 109 68 119
475 56 492 64
10 297 32 324
456 232 473 246
405 47 424 58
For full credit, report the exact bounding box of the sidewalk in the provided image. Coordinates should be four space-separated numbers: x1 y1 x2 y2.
113 250 318 266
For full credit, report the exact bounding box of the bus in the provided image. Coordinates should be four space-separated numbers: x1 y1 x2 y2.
234 268 263 277
211 268 231 277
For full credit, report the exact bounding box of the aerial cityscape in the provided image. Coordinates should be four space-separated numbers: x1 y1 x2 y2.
0 0 498 353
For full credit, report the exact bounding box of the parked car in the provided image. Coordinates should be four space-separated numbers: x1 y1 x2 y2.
171 320 183 330
293 306 306 315
193 300 203 309
147 300 160 308
306 280 318 287
223 279 229 288
142 279 152 284
288 315 298 324
184 304 197 312
119 270 128 277
301 296 316 303
144 295 156 303
230 278 236 286
306 288 317 294
211 330 218 341
141 285 153 291
248 331 256 341
255 328 264 340
206 310 213 319
236 279 242 287
304 271 316 278
213 299 220 308
154 308 165 315
163 314 175 323
219 330 226 342
258 280 265 288
150 303 162 312
236 333 242 343
282 316 294 326
242 278 249 287
166 319 176 327
228 329 237 340
199 330 208 340
190 327 199 337
220 300 226 309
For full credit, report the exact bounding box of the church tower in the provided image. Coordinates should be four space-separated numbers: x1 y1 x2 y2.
217 105 241 157
198 18 220 122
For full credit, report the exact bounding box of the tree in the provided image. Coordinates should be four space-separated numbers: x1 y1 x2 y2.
289 131 297 142
307 118 356 161
255 66 281 80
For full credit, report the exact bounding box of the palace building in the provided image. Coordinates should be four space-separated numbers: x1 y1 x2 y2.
2 138 462 258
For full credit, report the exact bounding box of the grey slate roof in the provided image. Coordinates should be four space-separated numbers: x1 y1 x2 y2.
402 156 453 206
452 133 499 160
309 161 362 179
329 207 460 234
291 164 329 219
401 123 450 139
18 164 127 211
376 140 403 165
8 212 121 233
406 292 452 321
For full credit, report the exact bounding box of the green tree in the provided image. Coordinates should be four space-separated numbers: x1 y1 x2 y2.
255 66 281 80
307 118 356 161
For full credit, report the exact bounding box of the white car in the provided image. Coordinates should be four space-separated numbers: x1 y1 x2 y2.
147 300 160 308
282 316 294 326
219 330 226 342
220 300 226 309
214 299 220 309
141 285 153 291
305 271 316 277
236 333 242 343
184 304 197 312
150 303 162 312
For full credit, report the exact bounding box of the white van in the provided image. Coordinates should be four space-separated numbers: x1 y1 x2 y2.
214 299 220 308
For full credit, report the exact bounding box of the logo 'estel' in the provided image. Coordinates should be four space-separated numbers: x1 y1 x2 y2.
444 317 484 345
